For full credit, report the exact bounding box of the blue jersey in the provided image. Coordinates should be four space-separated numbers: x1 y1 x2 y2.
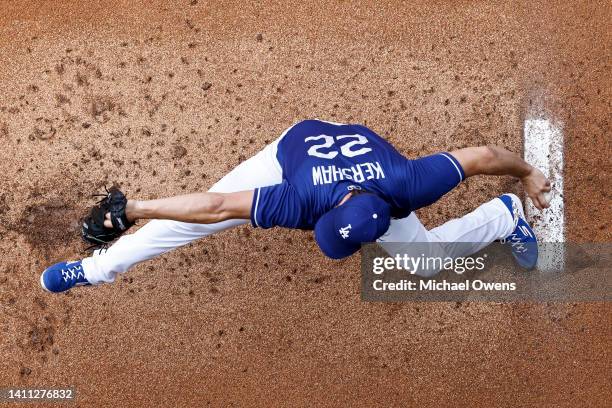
251 120 464 230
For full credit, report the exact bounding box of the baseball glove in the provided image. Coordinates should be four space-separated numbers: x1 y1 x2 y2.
81 186 134 247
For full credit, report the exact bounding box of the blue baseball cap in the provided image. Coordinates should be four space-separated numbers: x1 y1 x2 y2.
314 193 391 259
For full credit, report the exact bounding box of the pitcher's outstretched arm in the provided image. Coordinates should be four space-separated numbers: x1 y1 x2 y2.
449 145 551 210
106 190 254 226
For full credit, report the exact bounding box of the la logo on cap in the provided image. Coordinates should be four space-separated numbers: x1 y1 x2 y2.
339 224 352 239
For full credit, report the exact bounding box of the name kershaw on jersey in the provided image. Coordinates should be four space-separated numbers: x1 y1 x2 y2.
312 162 386 186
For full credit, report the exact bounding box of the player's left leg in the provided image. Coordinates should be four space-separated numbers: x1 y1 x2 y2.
41 134 285 292
84 137 283 283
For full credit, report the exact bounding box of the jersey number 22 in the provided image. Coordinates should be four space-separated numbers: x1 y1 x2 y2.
304 134 372 159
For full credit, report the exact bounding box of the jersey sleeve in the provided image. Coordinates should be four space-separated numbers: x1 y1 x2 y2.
251 181 305 229
400 152 466 212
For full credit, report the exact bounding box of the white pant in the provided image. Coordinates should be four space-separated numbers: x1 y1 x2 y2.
82 137 514 284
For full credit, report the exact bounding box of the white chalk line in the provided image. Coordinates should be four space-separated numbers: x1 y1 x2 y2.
524 118 565 270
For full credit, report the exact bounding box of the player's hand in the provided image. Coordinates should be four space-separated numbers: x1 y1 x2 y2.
521 167 551 210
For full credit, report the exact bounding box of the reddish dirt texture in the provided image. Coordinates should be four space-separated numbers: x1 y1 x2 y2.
0 1 610 407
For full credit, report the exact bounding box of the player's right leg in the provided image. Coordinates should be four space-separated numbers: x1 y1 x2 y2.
41 136 284 292
378 193 536 277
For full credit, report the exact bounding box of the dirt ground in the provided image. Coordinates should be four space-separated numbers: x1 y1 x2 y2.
0 1 610 407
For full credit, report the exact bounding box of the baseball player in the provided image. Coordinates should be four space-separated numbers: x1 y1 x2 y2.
40 120 550 292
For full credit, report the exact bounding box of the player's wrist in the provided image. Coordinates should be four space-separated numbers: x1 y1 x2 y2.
519 163 535 180
125 200 140 222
